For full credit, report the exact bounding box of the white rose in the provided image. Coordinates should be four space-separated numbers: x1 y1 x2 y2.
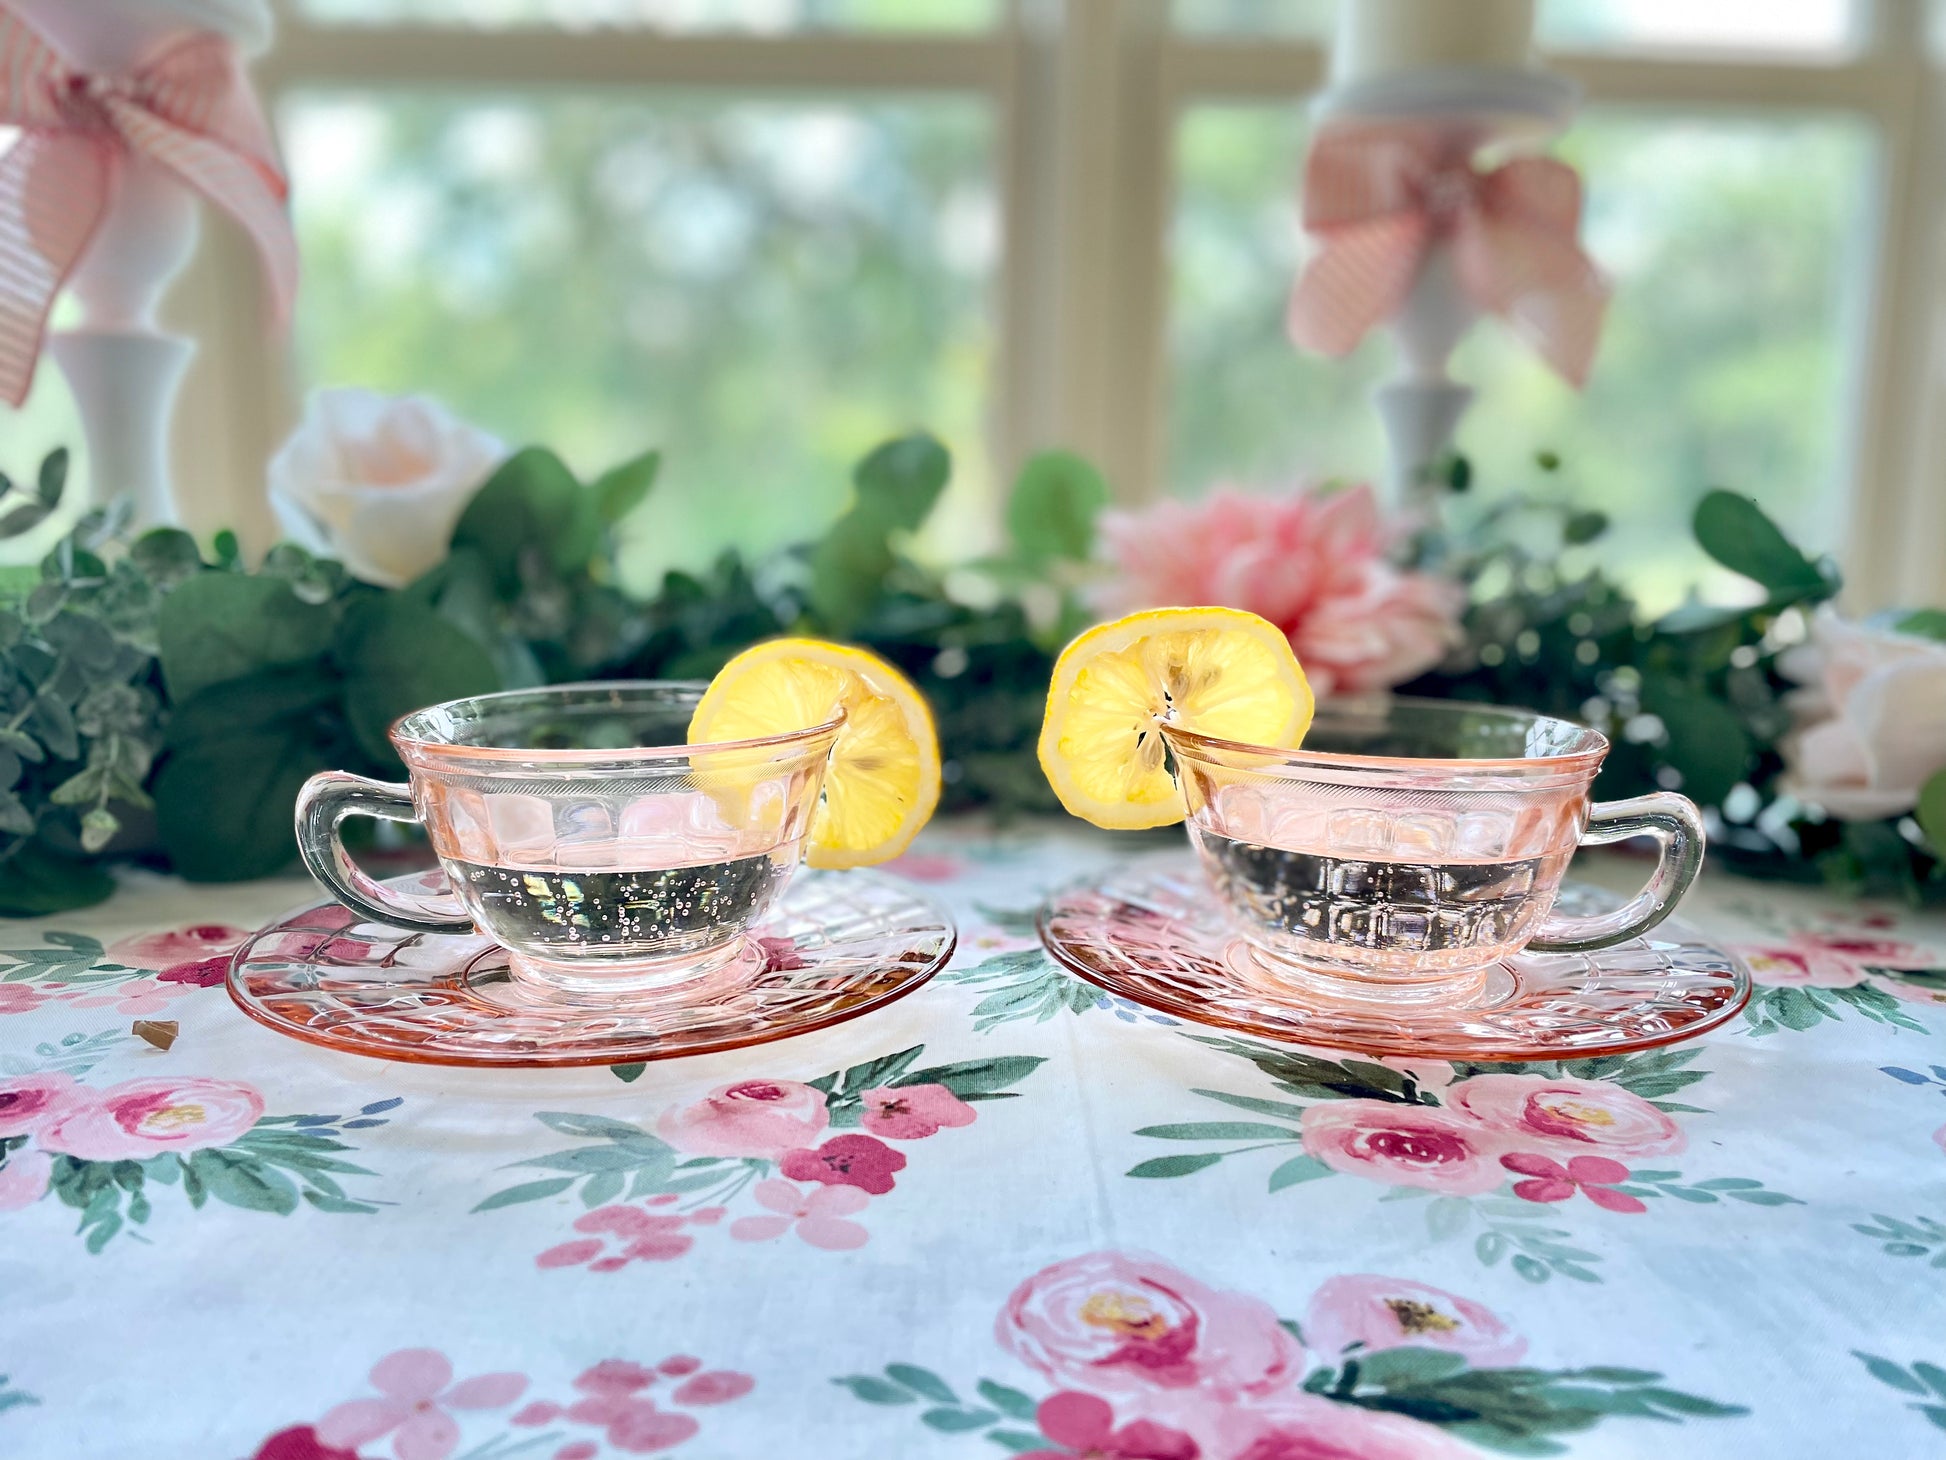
1779 607 1946 820
268 387 506 588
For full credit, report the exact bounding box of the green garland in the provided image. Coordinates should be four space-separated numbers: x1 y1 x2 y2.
0 435 1936 918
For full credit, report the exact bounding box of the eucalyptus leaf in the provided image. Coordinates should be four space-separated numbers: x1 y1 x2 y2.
37 448 66 508
1917 769 1946 859
450 447 600 594
154 667 349 881
1008 450 1108 564
334 595 499 766
853 434 951 531
1692 490 1833 603
593 449 661 524
158 574 335 703
0 840 115 916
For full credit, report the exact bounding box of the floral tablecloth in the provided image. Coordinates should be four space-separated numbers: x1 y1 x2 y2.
4 819 1945 1460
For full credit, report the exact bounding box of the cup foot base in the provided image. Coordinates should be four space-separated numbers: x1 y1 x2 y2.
1039 861 1750 1061
504 939 758 1002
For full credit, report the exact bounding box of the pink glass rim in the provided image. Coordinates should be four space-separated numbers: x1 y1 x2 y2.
1159 695 1609 784
388 680 846 768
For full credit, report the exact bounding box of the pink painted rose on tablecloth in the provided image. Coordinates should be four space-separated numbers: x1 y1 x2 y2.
654 1078 829 1159
536 1203 697 1273
316 1348 527 1460
37 1076 264 1160
0 1072 87 1137
1736 938 1874 988
727 1178 870 1250
1302 1275 1525 1367
861 1083 976 1140
1446 1073 1684 1159
996 1251 1303 1403
1299 1101 1510 1195
778 1133 907 1194
1209 1392 1480 1460
105 922 250 971
0 1148 52 1211
883 852 966 883
1019 1391 1200 1460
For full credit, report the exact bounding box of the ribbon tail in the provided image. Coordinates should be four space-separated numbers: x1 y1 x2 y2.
105 100 298 329
1288 213 1430 358
0 133 114 407
1452 210 1609 388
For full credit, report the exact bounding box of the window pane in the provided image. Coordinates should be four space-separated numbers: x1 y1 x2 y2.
297 0 996 32
1169 106 1876 610
1539 0 1859 55
1174 0 1860 53
284 91 998 584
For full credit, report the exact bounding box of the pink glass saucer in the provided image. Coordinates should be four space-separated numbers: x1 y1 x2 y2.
1038 862 1749 1061
228 868 954 1068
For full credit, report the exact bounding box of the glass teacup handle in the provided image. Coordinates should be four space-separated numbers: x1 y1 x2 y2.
1525 792 1706 955
294 772 476 935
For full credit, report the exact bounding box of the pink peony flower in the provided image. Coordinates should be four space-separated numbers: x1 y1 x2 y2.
654 1079 829 1159
729 1178 870 1250
316 1349 526 1460
0 983 43 1015
38 1077 264 1160
996 1251 1302 1402
1096 483 1463 697
1501 1153 1645 1214
106 922 251 971
1303 1275 1525 1366
0 1071 86 1137
1209 1392 1478 1460
671 1370 754 1406
1299 1102 1509 1195
778 1134 907 1194
861 1083 977 1140
0 1148 51 1211
1019 1391 1199 1460
68 977 195 1016
1445 1074 1684 1159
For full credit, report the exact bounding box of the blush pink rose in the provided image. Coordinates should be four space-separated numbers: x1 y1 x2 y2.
1209 1392 1477 1460
1299 1102 1509 1195
861 1083 976 1140
0 1072 86 1137
0 1148 51 1210
1793 932 1939 970
1303 1275 1525 1366
996 1250 1303 1402
1876 974 1946 1008
1096 483 1463 697
1446 1074 1684 1159
654 1079 829 1159
39 1077 264 1160
1020 1391 1198 1460
106 922 250 971
0 984 43 1016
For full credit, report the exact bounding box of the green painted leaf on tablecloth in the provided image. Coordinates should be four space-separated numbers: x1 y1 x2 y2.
610 1062 646 1083
921 1406 998 1433
894 1055 1046 1104
834 1375 915 1405
939 947 1100 1033
1192 1036 1433 1105
1855 1352 1946 1436
1128 1153 1225 1179
975 1380 1038 1421
1268 1154 1332 1191
0 1374 38 1415
887 1365 957 1404
1745 981 1928 1036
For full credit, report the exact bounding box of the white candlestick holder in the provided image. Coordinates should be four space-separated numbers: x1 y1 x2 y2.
1308 66 1579 510
10 0 272 527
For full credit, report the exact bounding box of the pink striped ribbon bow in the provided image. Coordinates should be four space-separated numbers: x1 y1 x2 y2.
0 7 296 406
1287 126 1608 387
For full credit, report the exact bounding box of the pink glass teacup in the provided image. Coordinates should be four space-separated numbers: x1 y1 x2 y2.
294 683 842 994
1162 697 1705 1003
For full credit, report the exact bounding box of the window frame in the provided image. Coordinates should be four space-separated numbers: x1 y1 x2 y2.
181 0 1940 610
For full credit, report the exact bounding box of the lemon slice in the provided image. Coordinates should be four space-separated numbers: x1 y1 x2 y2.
1038 606 1313 830
689 638 942 869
